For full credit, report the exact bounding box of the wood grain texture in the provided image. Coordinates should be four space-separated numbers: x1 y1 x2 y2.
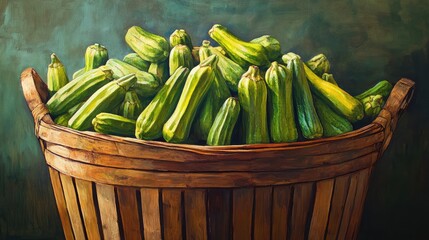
140 188 162 240
253 187 273 240
75 178 101 240
48 168 75 240
207 189 231 240
337 172 359 240
308 179 334 239
325 175 351 240
96 183 120 240
162 189 183 240
116 187 142 240
232 188 254 240
45 149 378 188
184 189 208 240
290 182 314 240
345 169 371 240
60 174 86 240
271 185 292 240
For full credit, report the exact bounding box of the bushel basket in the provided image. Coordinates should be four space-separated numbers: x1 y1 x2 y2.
21 68 415 240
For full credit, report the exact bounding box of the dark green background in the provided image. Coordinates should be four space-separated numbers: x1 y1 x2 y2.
1 0 428 239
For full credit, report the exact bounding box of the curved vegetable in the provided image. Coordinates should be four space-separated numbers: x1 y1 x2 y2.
251 35 281 61
163 55 217 143
169 29 193 49
306 53 330 77
119 91 145 120
355 80 393 100
123 53 150 71
92 113 136 137
238 65 270 144
208 24 270 68
84 43 109 71
314 96 353 137
47 53 69 96
125 26 170 63
265 61 298 142
207 97 241 146
169 44 194 75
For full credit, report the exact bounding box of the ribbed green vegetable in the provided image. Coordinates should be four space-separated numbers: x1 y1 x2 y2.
265 61 298 143
106 59 160 98
148 61 169 84
290 57 323 139
47 53 69 96
119 91 144 120
322 73 338 86
250 35 281 61
210 47 245 92
92 113 136 137
355 80 393 100
207 97 241 146
125 26 170 63
84 43 108 71
72 68 85 79
361 94 385 120
169 29 193 49
169 44 194 75
238 66 270 144
68 74 137 130
123 53 150 72
198 40 212 62
163 55 217 143
54 102 85 127
314 96 353 137
303 63 364 122
193 70 231 141
136 67 190 140
306 54 330 77
209 24 270 68
47 66 113 116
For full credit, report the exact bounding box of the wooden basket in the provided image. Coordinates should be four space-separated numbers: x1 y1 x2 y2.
21 68 415 240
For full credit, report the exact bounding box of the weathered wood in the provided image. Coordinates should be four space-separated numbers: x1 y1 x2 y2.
253 187 273 240
345 169 371 240
232 188 254 240
140 188 162 240
75 179 101 240
60 174 86 240
46 140 379 172
184 189 208 240
290 182 314 240
325 174 350 240
271 185 292 240
48 168 75 240
45 150 378 188
207 189 231 240
337 172 359 240
308 179 334 239
162 189 183 240
96 183 120 240
116 187 142 240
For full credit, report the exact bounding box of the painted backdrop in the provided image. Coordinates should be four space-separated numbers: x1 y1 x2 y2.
1 0 428 239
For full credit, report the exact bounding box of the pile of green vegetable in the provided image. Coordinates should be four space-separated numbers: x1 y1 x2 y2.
45 24 393 146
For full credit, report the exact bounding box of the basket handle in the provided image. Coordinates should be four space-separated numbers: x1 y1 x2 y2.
373 78 415 154
21 68 53 137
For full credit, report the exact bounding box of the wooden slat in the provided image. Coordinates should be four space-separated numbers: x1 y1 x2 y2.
337 172 359 240
345 169 371 240
96 183 120 240
289 182 314 240
325 175 350 240
162 189 183 240
271 185 292 240
232 188 254 240
207 189 231 240
48 168 75 240
46 140 378 172
253 187 272 240
184 189 208 240
117 187 142 240
45 150 378 188
75 179 101 240
308 179 334 239
141 188 162 240
60 174 86 240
